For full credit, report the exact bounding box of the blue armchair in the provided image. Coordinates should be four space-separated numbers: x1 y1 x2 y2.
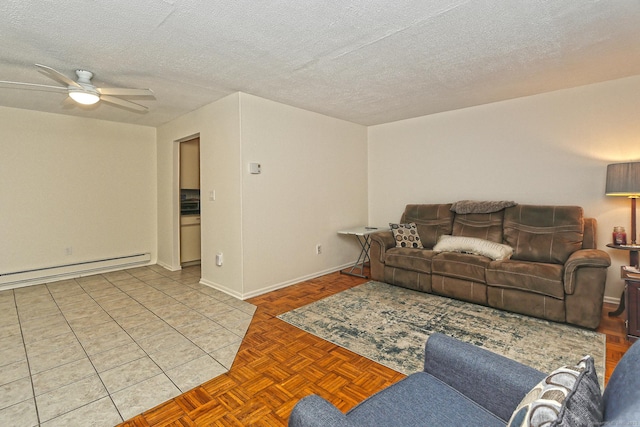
288 333 640 427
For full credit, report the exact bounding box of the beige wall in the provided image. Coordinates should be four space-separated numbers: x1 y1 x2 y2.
239 93 368 297
156 93 243 296
0 106 157 275
368 75 640 300
158 93 367 298
5 76 639 302
156 93 368 298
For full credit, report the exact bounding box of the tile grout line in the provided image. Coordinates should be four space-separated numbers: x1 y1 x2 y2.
101 273 201 397
46 277 123 425
14 287 42 427
72 276 141 422
3 265 253 426
103 273 229 376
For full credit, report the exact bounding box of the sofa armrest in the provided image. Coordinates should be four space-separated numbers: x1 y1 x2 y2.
288 395 356 427
563 249 611 294
370 231 395 261
369 231 396 281
423 333 545 423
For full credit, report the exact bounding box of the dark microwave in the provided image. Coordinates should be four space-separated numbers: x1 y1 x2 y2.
181 200 200 215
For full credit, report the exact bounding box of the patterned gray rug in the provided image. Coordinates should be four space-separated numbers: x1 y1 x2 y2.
278 281 605 383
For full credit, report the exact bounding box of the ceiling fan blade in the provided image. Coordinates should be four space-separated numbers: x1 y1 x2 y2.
0 80 68 93
35 64 81 88
97 87 154 97
100 95 148 112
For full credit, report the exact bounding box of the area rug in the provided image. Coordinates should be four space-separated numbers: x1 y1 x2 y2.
278 281 605 384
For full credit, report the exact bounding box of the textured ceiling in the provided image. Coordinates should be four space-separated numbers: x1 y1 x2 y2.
1 0 639 127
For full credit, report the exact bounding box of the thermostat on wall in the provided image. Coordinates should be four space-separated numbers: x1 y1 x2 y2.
249 162 261 174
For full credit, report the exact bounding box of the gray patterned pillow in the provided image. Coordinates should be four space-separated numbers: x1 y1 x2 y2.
389 223 423 249
507 356 603 427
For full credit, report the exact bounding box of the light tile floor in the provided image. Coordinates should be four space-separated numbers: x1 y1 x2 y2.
0 265 256 426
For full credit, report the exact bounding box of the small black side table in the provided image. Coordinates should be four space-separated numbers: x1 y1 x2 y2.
606 243 640 316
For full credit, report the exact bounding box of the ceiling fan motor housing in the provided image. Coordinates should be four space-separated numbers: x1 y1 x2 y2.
68 69 100 104
75 70 94 84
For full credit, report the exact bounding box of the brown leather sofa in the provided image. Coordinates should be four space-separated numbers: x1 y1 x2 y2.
370 203 611 329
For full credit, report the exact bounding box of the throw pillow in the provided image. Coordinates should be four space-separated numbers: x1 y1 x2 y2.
432 235 513 261
450 200 517 214
507 356 603 427
389 223 423 248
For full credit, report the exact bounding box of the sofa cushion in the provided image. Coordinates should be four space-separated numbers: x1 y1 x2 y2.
433 235 513 261
486 260 564 299
347 372 505 427
452 211 506 243
383 268 432 293
389 222 424 248
432 252 491 283
385 247 435 274
401 204 454 249
487 287 566 323
582 218 598 250
507 356 603 427
432 275 488 305
503 205 584 264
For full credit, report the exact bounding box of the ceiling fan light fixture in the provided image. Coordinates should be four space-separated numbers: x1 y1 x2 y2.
1 64 153 112
69 90 99 105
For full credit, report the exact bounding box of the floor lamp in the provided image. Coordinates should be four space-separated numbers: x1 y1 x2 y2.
606 162 640 248
605 162 640 317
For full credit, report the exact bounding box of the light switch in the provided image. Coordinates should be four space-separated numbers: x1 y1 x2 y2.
209 190 215 201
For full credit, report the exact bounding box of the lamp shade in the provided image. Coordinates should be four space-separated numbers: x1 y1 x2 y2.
605 162 640 197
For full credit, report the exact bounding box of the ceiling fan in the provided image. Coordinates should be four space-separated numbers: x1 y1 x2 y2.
0 64 154 112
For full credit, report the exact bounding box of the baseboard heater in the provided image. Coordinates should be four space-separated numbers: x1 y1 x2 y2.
0 253 151 289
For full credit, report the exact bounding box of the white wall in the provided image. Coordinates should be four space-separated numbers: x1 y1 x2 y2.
156 93 243 296
156 92 368 298
368 75 640 300
0 106 157 274
3 75 636 302
239 93 368 297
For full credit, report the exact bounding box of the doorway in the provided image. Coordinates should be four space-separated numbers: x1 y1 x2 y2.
179 137 201 266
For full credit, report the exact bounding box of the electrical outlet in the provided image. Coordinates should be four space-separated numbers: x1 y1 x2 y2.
316 244 322 255
65 247 73 256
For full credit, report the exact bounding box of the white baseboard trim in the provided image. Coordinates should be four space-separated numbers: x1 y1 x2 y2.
202 265 627 309
604 295 621 306
199 262 356 301
156 260 181 272
240 262 356 300
199 279 243 300
0 253 152 290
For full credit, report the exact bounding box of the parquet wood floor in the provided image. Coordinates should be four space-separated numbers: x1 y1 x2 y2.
118 270 632 427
